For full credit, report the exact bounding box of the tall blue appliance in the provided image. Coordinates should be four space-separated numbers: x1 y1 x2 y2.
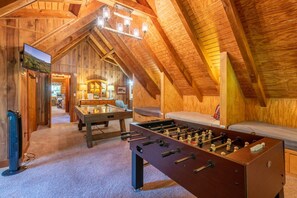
2 110 26 176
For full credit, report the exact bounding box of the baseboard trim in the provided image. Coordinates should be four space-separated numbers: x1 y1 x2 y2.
0 160 8 168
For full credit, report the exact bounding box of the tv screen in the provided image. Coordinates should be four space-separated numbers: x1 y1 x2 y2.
23 44 51 73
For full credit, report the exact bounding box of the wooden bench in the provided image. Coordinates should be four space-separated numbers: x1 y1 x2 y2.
133 107 162 122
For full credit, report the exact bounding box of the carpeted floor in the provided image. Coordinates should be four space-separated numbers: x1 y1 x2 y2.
51 106 70 124
0 120 297 198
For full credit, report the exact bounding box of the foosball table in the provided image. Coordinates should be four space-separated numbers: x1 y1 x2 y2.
123 119 285 198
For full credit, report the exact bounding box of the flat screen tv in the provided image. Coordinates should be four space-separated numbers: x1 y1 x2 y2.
23 43 51 73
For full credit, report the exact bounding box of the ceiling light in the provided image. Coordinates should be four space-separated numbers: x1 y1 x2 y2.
97 4 148 40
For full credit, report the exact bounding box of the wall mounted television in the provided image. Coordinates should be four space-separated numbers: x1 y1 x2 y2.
23 43 51 73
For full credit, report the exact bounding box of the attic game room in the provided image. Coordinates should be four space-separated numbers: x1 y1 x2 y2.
0 0 296 197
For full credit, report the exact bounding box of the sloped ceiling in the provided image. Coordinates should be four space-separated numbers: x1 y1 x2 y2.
1 0 296 103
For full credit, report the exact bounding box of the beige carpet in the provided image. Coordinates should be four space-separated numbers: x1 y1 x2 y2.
1 120 297 198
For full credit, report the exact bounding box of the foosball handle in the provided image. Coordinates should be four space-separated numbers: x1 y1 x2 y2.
161 148 181 157
193 160 215 173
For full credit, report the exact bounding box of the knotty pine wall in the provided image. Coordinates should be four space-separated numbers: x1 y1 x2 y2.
52 39 129 111
245 98 297 128
183 96 220 115
0 18 72 162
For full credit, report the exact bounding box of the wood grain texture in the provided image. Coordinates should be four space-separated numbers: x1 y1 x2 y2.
28 71 37 133
0 24 8 161
220 52 245 127
132 77 160 113
183 96 220 115
245 98 297 128
161 73 183 117
52 40 129 120
221 0 267 107
235 0 297 98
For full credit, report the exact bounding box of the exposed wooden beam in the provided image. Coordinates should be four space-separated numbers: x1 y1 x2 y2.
51 32 89 63
150 17 203 102
87 37 104 57
170 0 219 86
221 0 266 107
112 54 133 79
93 28 113 50
4 9 77 18
36 0 84 3
99 27 160 98
48 20 95 54
87 35 133 78
34 1 103 52
89 32 108 54
100 49 115 60
0 0 36 17
97 0 157 18
31 19 76 47
141 39 183 97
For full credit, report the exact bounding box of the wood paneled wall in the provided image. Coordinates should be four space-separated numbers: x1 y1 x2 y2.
245 98 297 128
0 18 72 161
52 40 129 120
0 23 8 161
161 73 183 117
183 96 220 115
220 52 245 127
133 77 160 108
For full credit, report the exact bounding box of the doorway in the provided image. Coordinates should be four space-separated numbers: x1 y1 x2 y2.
51 73 71 124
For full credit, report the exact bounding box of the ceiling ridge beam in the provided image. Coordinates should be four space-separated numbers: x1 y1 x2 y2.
221 0 266 107
150 17 203 102
170 0 219 86
0 0 36 17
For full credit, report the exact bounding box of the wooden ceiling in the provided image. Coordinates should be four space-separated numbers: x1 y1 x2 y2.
1 0 296 104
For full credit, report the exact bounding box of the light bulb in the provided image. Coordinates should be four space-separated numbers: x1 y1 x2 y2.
117 23 123 32
97 16 104 28
142 22 148 33
124 18 131 27
103 6 110 20
133 28 139 37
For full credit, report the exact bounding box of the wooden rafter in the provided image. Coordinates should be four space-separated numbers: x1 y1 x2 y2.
87 37 104 57
98 27 160 98
51 32 90 63
35 0 84 3
221 0 266 107
100 49 115 60
4 9 77 18
0 0 36 17
87 35 132 78
141 40 183 97
150 17 203 102
97 0 156 18
112 54 133 79
170 0 219 86
34 0 103 51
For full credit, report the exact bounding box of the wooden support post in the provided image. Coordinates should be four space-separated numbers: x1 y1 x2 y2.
220 52 245 127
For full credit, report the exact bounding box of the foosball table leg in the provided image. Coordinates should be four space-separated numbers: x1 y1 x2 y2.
132 151 143 191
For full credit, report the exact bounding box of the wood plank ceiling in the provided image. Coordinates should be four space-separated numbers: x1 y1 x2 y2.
1 0 296 104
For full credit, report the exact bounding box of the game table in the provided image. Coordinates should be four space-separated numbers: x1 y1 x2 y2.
74 104 132 148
